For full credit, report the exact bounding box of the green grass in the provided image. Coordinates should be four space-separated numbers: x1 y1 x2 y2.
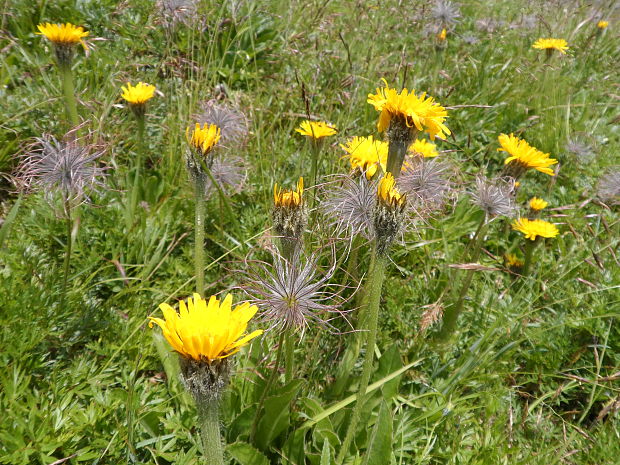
1 0 619 464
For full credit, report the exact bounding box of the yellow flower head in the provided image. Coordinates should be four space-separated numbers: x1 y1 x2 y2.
367 79 450 140
37 22 89 48
532 38 569 54
512 218 559 241
438 28 447 41
528 197 548 211
409 138 439 158
149 293 263 362
340 135 388 179
121 82 156 105
498 133 558 176
597 20 609 29
186 123 221 156
505 253 524 268
377 173 406 209
295 120 337 139
274 177 304 208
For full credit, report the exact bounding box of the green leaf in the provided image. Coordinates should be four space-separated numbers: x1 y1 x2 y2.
320 440 332 465
375 344 403 400
226 442 270 465
0 195 22 249
255 378 304 451
362 401 392 465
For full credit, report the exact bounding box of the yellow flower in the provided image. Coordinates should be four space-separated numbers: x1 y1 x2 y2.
37 22 89 49
409 138 439 158
340 136 388 178
149 293 263 362
295 120 337 139
121 82 156 105
597 20 609 29
367 79 450 140
274 177 304 208
528 197 548 211
512 218 559 241
498 133 557 176
377 173 405 209
438 28 447 41
532 38 569 54
505 253 524 268
186 123 221 156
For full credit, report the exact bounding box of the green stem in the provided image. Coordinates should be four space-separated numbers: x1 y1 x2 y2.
309 140 321 210
522 239 537 276
438 218 488 340
59 63 79 127
61 202 72 308
130 115 145 225
197 398 224 465
194 175 207 296
337 252 387 464
250 331 285 444
136 114 145 154
284 330 295 384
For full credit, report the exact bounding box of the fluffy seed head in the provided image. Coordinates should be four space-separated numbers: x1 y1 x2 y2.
18 132 106 208
321 174 376 238
203 156 247 198
431 0 461 27
470 175 515 219
398 157 452 208
566 139 594 161
195 100 249 146
596 167 620 205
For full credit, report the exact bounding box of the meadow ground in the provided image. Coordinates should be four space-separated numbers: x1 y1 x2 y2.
1 0 619 464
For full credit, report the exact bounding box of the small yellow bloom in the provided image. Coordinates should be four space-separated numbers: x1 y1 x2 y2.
37 22 89 49
121 82 156 105
377 173 405 209
367 79 450 140
340 136 388 178
512 218 559 241
274 177 304 208
532 38 569 54
498 133 557 176
438 28 447 41
149 293 263 362
505 253 524 268
409 138 439 158
597 20 609 29
295 120 337 139
186 123 221 156
528 197 548 211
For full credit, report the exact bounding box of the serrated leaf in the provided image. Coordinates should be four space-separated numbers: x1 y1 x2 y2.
227 441 270 465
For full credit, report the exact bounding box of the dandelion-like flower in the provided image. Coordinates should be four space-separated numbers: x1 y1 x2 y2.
470 175 515 219
512 218 559 241
398 157 452 207
498 133 557 178
196 100 249 146
273 177 307 257
244 251 341 335
321 174 376 238
377 173 406 210
295 120 337 139
121 82 156 105
185 123 221 177
504 253 524 269
149 293 262 362
374 173 406 255
367 79 450 140
409 139 439 158
596 167 620 205
18 132 106 208
340 136 388 179
431 0 461 28
528 197 548 211
597 20 609 29
274 177 304 208
437 28 447 41
37 22 89 65
532 38 569 54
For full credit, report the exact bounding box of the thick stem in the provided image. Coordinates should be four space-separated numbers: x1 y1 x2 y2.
438 218 488 340
250 331 285 444
522 239 537 276
197 398 224 465
59 63 79 127
284 330 295 384
61 204 73 308
309 140 321 210
194 175 207 296
337 253 387 464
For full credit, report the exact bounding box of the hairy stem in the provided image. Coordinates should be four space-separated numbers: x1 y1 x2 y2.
197 397 224 465
337 252 386 464
61 203 73 308
284 330 295 384
522 239 537 276
59 63 79 127
194 175 207 296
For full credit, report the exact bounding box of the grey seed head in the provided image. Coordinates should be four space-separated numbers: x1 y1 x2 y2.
195 100 249 147
470 175 516 219
18 134 106 207
431 0 461 27
204 155 247 197
461 33 479 45
157 0 198 26
398 157 453 209
320 174 377 239
597 167 620 205
566 138 594 161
